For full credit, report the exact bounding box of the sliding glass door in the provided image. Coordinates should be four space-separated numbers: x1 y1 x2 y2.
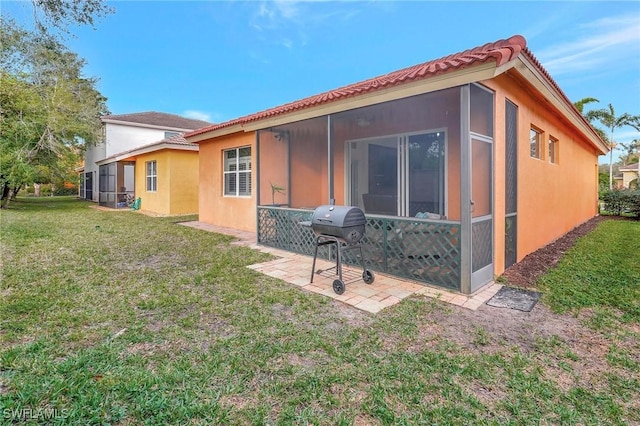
347 129 446 217
406 132 446 217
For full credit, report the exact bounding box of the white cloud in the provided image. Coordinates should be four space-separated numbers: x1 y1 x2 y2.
183 110 212 122
252 0 296 32
249 1 360 51
536 14 640 76
274 0 300 20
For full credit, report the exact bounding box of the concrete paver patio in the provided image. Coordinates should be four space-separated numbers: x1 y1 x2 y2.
180 221 502 314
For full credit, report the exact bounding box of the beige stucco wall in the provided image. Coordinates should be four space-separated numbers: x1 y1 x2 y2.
622 169 639 189
134 150 199 216
135 151 170 215
168 150 199 215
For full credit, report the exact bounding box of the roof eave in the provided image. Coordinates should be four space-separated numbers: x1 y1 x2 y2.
102 119 196 133
186 123 246 143
244 62 502 131
95 142 198 165
187 62 501 142
513 55 609 155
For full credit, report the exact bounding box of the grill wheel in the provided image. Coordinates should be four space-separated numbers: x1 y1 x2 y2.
332 279 345 295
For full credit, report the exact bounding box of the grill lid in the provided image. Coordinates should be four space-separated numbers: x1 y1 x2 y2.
310 205 366 244
311 205 366 228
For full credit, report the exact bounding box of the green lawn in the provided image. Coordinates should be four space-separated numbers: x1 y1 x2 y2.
538 219 640 324
1 197 639 425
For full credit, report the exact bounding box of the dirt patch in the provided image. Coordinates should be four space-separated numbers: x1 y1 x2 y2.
353 414 381 426
285 353 318 369
403 294 640 400
500 215 608 288
467 381 508 406
0 378 9 396
416 301 590 353
330 301 374 328
373 210 638 396
219 395 258 410
123 254 181 271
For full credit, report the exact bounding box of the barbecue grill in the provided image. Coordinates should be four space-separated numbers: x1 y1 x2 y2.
304 205 375 294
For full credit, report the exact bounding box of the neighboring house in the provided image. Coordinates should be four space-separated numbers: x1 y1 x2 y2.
184 35 608 294
614 163 639 189
80 112 209 210
96 135 199 215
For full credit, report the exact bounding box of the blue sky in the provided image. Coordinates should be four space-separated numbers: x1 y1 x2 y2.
4 1 640 162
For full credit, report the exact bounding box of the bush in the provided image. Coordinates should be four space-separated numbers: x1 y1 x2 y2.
53 186 78 196
627 190 640 217
601 189 627 215
601 188 640 217
40 185 52 196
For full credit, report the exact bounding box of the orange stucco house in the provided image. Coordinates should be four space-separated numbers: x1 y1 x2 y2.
184 35 608 294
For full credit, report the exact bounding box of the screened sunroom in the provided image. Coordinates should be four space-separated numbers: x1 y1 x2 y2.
98 160 135 209
255 84 495 294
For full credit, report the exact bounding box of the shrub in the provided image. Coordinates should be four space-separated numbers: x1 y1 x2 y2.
601 188 640 218
53 186 78 196
601 189 627 215
627 190 640 218
40 185 52 196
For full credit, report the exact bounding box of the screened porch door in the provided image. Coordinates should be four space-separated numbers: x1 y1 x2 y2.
470 136 493 290
347 130 446 217
85 172 93 201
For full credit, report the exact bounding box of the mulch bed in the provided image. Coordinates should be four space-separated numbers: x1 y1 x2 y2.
499 215 616 289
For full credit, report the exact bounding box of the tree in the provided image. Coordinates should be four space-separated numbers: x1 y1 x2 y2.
573 97 609 145
30 0 114 33
574 97 600 114
589 104 640 189
0 19 108 208
619 139 640 165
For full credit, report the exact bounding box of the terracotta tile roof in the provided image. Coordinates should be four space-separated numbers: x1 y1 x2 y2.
157 133 194 145
186 35 527 138
103 111 211 130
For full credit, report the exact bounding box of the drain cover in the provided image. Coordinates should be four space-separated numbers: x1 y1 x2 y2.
486 287 541 312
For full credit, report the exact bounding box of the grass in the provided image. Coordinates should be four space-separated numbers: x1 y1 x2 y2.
1 197 639 425
538 219 640 324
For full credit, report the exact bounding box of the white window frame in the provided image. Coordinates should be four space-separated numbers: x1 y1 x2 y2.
223 146 252 197
146 160 157 192
530 126 543 159
548 136 558 164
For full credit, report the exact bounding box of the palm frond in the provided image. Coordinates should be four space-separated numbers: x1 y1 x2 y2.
573 97 599 113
